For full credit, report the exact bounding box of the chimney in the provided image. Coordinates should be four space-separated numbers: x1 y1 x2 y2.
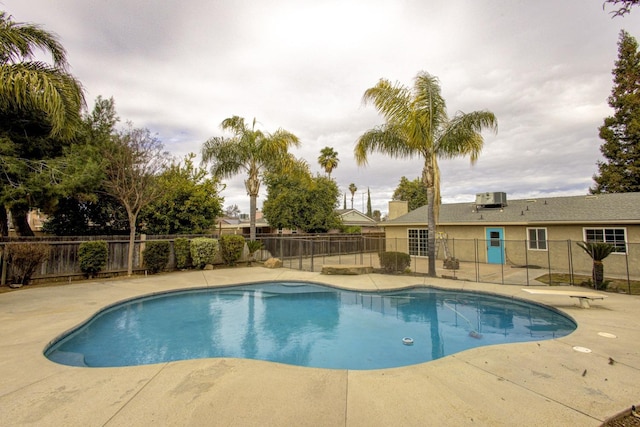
388 201 408 220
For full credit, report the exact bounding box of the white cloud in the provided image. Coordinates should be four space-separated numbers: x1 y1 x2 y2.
5 0 640 216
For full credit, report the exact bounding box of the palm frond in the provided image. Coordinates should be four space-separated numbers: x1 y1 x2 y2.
0 62 84 139
354 125 415 165
362 78 413 124
576 241 616 261
437 110 497 162
0 12 68 67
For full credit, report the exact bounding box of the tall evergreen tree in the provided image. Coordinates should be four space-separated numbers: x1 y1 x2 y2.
592 30 640 193
366 187 372 217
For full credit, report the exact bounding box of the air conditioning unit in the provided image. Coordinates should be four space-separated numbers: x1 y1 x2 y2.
475 192 507 207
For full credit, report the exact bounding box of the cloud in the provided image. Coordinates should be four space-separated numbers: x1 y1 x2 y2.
5 0 640 216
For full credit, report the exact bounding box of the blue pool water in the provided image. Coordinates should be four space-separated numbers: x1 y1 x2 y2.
45 282 576 370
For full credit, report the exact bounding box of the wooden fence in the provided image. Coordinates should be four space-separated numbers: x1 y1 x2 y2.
0 233 384 285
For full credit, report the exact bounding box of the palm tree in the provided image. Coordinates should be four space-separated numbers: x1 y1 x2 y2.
576 242 616 290
0 12 85 235
355 71 497 277
318 146 339 179
0 12 84 139
348 183 357 209
201 116 300 240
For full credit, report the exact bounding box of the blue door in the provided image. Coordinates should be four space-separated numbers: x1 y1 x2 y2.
486 228 505 264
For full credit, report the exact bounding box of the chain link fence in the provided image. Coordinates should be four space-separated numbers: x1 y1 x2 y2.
1 233 638 295
258 235 640 295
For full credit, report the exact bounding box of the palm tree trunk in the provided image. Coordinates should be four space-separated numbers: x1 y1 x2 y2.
593 260 604 289
423 162 436 277
426 187 437 277
249 194 257 241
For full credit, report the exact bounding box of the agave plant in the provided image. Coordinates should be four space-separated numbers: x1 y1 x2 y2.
576 242 616 290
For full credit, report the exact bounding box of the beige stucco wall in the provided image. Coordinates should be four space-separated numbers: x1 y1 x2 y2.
385 223 640 278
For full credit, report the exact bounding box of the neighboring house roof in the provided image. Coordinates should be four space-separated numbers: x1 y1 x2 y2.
218 216 272 230
384 192 640 226
336 209 378 226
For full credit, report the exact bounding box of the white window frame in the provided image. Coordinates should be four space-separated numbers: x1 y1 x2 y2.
583 227 627 254
408 228 428 257
527 227 548 251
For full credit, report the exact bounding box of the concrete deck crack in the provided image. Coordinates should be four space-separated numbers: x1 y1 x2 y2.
102 363 169 426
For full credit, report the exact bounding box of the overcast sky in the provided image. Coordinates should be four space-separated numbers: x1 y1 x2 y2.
4 1 640 215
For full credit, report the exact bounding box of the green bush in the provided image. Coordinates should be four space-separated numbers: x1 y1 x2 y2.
219 235 246 266
6 243 50 286
78 240 108 278
378 251 411 273
174 238 192 269
143 241 170 274
190 237 219 269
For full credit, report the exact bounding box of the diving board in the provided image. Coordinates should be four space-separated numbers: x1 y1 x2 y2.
521 288 607 308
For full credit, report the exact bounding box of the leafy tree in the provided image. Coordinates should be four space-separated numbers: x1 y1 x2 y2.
201 116 300 240
355 71 497 277
42 195 128 236
318 146 339 179
263 163 341 233
366 187 372 216
592 30 640 194
0 12 85 235
224 204 241 218
604 0 639 16
393 176 428 211
372 209 382 221
139 153 223 235
102 124 169 275
348 183 357 209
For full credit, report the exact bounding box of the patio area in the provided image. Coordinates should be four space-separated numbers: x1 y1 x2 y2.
1 266 639 426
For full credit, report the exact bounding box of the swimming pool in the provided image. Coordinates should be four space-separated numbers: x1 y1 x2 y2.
45 282 576 370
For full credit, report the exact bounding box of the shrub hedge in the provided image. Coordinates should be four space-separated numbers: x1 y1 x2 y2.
190 237 219 269
219 235 246 266
143 241 170 274
6 243 50 286
78 240 108 278
378 251 411 273
174 238 192 269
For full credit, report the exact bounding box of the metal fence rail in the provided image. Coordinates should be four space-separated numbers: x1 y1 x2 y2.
262 235 640 295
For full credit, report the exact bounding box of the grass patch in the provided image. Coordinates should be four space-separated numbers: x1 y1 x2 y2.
535 273 640 294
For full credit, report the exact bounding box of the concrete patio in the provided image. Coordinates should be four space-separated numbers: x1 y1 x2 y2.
1 266 638 426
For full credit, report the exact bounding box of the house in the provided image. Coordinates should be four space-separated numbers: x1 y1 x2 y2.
217 209 380 235
217 212 276 235
382 192 640 277
335 209 381 233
